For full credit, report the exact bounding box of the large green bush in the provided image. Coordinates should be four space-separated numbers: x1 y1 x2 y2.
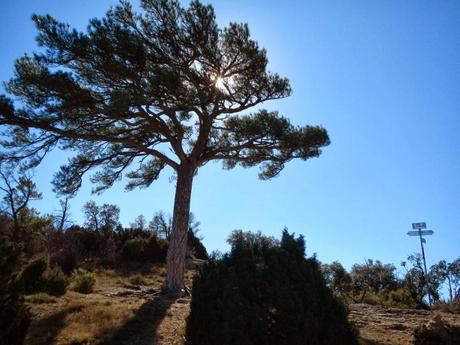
0 240 30 345
186 230 358 345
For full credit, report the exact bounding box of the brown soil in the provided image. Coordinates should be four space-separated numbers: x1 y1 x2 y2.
350 303 460 345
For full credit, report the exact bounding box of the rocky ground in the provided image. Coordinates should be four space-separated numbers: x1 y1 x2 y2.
349 303 460 345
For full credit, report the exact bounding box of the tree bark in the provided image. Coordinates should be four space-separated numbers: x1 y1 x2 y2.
165 165 194 293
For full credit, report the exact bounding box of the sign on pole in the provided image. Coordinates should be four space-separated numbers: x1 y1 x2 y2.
408 221 434 306
407 230 434 236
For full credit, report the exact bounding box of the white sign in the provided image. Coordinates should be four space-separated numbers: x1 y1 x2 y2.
407 230 434 236
412 222 426 229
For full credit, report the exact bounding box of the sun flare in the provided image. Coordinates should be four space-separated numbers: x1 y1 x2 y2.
214 76 225 90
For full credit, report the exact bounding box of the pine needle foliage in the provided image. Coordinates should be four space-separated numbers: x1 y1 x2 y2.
186 230 358 345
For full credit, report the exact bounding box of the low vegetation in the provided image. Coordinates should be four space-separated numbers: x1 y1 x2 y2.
413 316 460 345
71 268 96 294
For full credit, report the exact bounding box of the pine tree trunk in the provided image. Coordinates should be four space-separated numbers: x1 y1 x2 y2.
165 165 194 293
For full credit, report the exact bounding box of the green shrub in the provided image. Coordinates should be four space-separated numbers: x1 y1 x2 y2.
0 240 30 345
121 237 148 262
186 230 358 345
120 235 168 263
20 256 48 294
385 288 418 309
413 317 460 345
72 268 96 294
42 266 68 296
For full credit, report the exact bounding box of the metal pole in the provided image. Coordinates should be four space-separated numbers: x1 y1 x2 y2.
418 228 432 306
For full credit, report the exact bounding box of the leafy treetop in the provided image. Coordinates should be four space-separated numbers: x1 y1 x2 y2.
0 0 330 195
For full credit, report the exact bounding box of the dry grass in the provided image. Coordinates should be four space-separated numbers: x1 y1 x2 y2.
24 263 192 345
23 262 460 345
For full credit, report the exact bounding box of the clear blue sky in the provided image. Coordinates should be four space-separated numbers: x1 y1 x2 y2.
1 0 459 270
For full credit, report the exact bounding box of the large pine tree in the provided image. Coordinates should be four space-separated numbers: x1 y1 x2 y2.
0 0 330 292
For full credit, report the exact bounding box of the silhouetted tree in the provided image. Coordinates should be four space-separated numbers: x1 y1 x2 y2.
98 203 120 231
54 197 71 232
0 0 330 292
148 211 171 238
82 201 100 231
430 258 460 302
82 201 120 232
0 168 42 239
131 214 147 230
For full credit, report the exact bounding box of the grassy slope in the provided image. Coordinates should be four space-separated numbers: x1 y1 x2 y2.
24 264 193 345
24 264 460 345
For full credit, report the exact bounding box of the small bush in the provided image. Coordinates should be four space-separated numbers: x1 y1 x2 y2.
72 268 96 294
42 266 68 296
186 230 358 345
130 274 147 285
20 256 48 294
413 316 460 345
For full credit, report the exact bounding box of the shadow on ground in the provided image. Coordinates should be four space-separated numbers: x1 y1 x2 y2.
102 295 177 345
25 304 83 345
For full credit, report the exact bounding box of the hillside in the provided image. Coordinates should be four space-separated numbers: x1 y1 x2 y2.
22 263 460 345
350 303 460 345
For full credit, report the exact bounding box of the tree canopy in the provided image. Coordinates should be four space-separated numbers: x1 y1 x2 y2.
0 0 330 291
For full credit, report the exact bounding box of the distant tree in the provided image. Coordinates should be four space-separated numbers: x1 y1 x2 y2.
54 198 72 232
430 258 460 302
322 261 352 297
148 211 171 238
82 201 100 231
402 254 439 306
0 168 42 239
0 0 330 292
98 203 120 231
82 201 119 232
350 259 398 302
131 214 147 230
